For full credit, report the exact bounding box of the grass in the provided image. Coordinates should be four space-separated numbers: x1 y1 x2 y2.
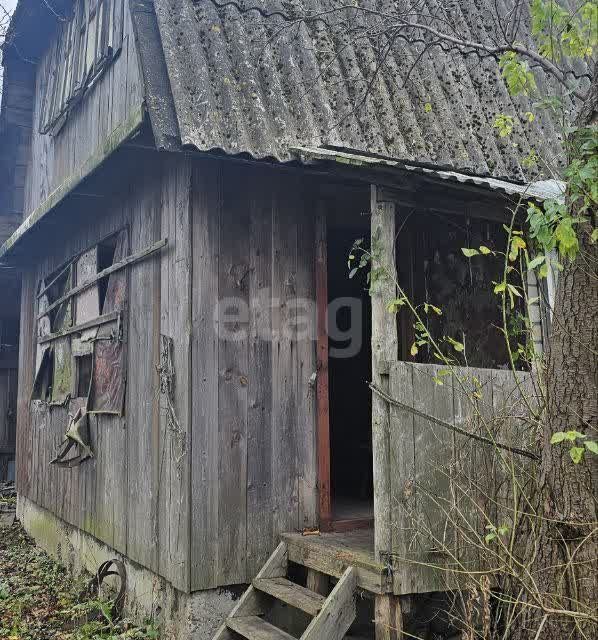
0 521 159 640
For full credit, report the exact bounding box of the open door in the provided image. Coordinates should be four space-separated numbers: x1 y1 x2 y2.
316 198 374 532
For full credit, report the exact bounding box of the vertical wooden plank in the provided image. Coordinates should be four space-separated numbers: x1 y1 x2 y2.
157 155 192 592
246 168 274 579
191 159 220 590
315 206 331 529
389 361 416 594
295 183 317 532
411 364 454 591
271 174 299 539
375 593 403 640
126 157 161 572
306 568 330 596
453 366 494 573
491 370 532 538
370 185 397 561
16 269 35 499
217 163 249 585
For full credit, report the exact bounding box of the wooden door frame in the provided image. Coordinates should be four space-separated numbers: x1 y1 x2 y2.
315 207 374 534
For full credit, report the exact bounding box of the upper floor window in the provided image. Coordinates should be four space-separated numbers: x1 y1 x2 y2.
39 0 125 135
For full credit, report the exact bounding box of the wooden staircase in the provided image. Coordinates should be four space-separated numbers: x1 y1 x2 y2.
214 541 357 640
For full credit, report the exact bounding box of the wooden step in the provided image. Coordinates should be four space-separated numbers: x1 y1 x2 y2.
226 615 296 640
253 577 325 617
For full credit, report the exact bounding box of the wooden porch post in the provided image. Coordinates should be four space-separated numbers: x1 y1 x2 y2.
315 206 332 530
370 185 401 639
370 184 397 558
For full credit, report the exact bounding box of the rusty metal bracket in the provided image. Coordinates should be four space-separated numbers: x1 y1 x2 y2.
50 407 94 467
88 559 126 620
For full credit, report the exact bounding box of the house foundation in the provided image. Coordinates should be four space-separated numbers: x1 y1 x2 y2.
17 495 239 640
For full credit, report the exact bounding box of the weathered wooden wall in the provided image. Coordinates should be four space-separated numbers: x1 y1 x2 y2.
24 2 143 216
0 56 35 223
16 152 191 592
190 159 318 590
16 153 319 592
388 362 534 595
0 269 20 481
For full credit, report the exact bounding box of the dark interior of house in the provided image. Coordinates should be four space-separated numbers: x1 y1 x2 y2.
395 210 516 369
328 226 373 522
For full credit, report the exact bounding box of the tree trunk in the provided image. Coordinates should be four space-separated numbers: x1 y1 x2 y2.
516 70 597 639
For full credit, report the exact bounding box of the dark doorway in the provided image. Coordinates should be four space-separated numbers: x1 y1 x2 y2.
327 227 373 526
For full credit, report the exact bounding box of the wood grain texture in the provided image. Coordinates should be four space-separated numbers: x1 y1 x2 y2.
315 209 331 528
370 186 397 561
217 163 250 585
157 155 192 592
253 577 325 617
24 1 143 217
246 169 274 579
190 160 221 590
301 566 357 640
190 161 318 590
125 157 162 572
388 362 534 594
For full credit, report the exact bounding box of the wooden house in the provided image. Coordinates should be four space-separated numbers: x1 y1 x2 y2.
0 1 569 638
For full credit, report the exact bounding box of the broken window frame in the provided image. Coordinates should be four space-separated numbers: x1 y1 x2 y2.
39 0 125 135
33 229 129 414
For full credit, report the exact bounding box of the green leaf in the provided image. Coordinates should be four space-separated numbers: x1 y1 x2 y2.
461 247 480 257
585 441 598 455
507 284 522 298
493 113 515 137
591 229 598 244
494 281 506 294
555 219 579 260
387 297 406 312
564 430 586 441
429 304 442 316
479 245 492 255
485 532 497 544
551 431 568 444
570 447 585 464
410 343 419 357
447 336 464 352
424 102 433 113
349 268 358 279
498 52 537 95
528 254 545 269
509 236 527 262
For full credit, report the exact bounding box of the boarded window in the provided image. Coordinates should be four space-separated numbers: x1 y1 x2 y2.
40 0 125 135
88 229 128 414
34 228 128 414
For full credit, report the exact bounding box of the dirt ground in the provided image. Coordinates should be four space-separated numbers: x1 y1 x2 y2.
0 520 158 640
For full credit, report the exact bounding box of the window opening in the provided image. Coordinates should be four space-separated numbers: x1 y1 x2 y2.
75 353 93 398
40 0 125 135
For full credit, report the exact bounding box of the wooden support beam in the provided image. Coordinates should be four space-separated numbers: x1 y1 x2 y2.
315 208 332 529
375 594 403 640
307 568 330 596
302 567 357 640
37 239 167 321
370 185 398 562
38 311 120 344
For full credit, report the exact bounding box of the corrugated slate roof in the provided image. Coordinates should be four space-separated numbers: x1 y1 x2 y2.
152 0 584 181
